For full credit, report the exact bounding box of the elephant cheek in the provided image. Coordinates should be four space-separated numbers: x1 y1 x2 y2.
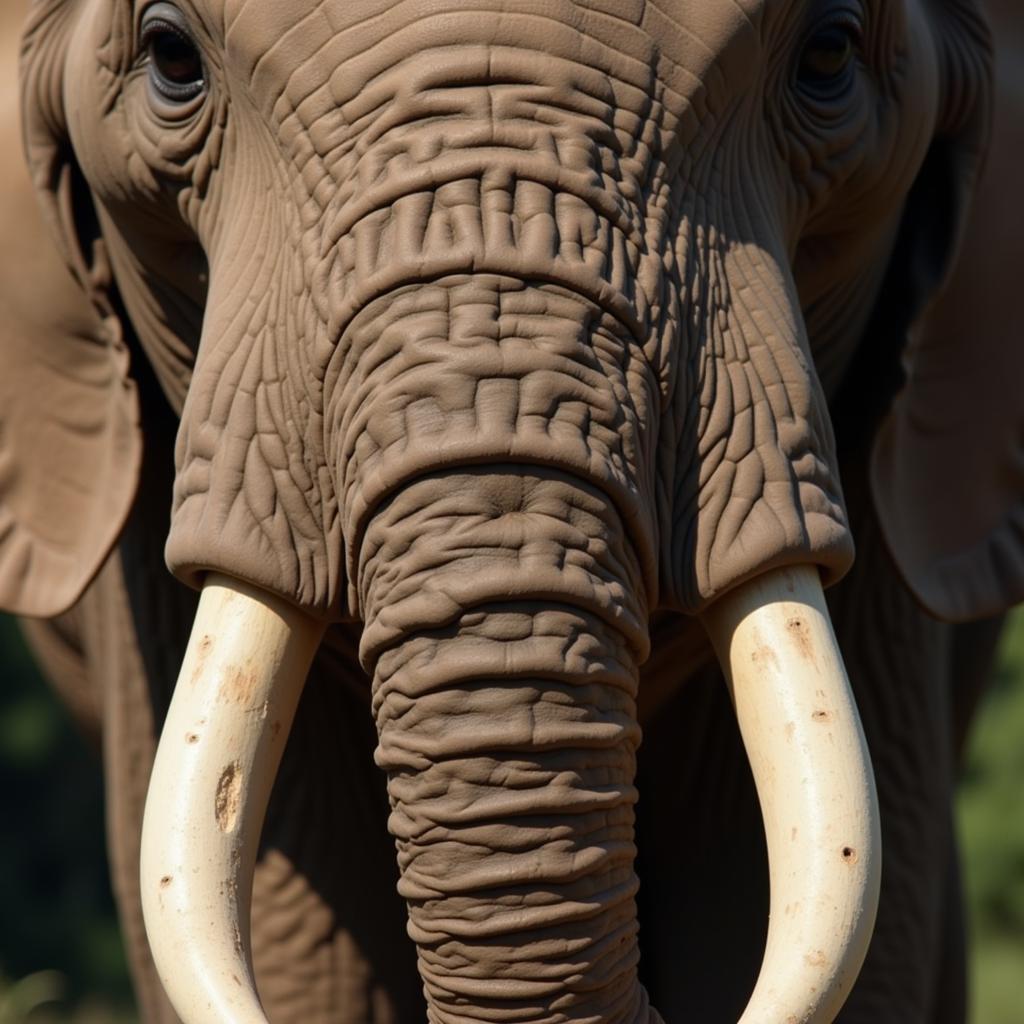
659 238 855 613
356 469 662 1024
164 262 345 619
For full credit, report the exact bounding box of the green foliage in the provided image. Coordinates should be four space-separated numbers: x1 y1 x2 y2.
967 939 1024 1024
957 608 1024 1023
0 970 66 1023
0 970 135 1024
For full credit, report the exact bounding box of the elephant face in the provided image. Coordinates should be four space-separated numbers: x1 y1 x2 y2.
11 0 998 625
3 1 1019 1022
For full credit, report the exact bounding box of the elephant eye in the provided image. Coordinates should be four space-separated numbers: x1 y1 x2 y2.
140 4 205 106
796 16 862 100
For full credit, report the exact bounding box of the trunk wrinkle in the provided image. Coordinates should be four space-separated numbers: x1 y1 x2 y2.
359 471 660 1024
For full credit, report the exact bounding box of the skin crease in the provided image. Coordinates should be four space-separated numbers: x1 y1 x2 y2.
0 0 1021 1021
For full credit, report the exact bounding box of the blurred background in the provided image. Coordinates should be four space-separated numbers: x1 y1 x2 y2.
1 615 134 1024
2 609 1024 1023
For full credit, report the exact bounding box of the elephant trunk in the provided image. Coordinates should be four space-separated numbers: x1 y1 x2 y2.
356 468 659 1023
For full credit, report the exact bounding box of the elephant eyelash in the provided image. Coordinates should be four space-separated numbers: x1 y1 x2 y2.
140 18 189 48
137 9 194 60
139 13 206 105
825 10 863 39
794 9 866 104
808 9 865 60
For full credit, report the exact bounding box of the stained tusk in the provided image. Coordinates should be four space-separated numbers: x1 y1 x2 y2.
140 573 324 1024
702 565 881 1024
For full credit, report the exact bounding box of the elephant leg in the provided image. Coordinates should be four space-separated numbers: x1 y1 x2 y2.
635 626 767 1021
828 468 960 1022
249 629 423 1023
18 603 101 752
55 548 184 1024
930 819 968 1024
949 616 1005 764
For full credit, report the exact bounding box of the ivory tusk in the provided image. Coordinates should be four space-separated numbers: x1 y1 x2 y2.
140 573 324 1024
702 564 881 1024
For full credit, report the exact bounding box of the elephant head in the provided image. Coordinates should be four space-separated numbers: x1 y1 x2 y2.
1 0 1015 1021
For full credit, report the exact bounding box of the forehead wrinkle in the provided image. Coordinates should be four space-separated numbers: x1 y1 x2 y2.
644 0 767 103
224 0 321 38
224 0 332 89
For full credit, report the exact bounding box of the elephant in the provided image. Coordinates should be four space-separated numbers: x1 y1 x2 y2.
1 0 1022 1021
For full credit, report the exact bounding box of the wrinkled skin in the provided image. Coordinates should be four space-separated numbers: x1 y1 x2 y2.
1 0 1022 1021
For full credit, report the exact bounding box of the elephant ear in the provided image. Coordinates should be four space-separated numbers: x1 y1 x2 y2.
869 5 1023 623
0 9 140 618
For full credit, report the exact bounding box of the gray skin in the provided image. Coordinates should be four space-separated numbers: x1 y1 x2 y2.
1 0 1022 1021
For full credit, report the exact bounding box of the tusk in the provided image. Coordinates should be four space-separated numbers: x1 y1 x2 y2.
140 573 324 1024
702 565 881 1024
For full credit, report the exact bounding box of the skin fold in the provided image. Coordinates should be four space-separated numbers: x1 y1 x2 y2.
1 0 1021 1021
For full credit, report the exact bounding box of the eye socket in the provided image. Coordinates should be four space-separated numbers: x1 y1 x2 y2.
140 4 205 105
796 16 862 100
